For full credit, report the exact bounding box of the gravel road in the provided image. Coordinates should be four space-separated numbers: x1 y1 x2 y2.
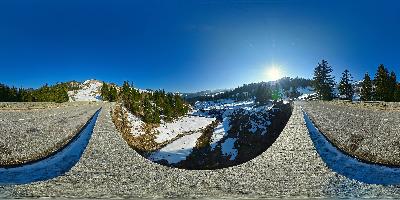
302 100 400 166
0 102 101 166
2 102 400 198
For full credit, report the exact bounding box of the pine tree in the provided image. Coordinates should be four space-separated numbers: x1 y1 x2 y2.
0 82 68 103
388 71 397 102
374 64 390 101
313 60 335 100
338 69 354 100
271 84 281 100
100 82 109 101
121 81 131 102
360 73 373 101
394 84 400 102
108 85 118 102
255 84 271 105
279 77 291 92
288 86 301 99
142 98 160 124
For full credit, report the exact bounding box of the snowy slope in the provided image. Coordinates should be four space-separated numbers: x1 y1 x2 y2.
68 80 103 102
123 98 279 164
123 107 146 137
155 116 215 143
210 116 230 150
122 105 215 164
149 131 203 164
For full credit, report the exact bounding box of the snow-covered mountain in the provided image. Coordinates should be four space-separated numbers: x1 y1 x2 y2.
67 79 103 102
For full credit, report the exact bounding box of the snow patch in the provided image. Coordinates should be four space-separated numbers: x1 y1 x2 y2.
155 115 215 143
194 99 254 111
68 80 103 102
123 107 146 137
298 93 318 100
210 117 230 150
149 131 203 164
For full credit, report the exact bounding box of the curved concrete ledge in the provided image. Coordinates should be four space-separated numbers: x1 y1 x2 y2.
6 103 400 198
303 110 400 185
0 108 101 185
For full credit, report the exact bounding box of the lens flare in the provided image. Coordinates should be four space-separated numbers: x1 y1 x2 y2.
266 66 283 81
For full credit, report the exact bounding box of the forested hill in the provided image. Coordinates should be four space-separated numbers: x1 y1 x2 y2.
0 82 70 103
103 81 189 124
184 77 313 103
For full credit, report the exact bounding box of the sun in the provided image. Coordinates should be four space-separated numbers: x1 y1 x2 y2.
266 66 283 81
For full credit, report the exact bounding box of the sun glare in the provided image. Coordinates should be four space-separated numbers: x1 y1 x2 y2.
266 66 283 81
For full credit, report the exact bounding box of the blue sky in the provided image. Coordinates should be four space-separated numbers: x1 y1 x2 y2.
0 0 399 92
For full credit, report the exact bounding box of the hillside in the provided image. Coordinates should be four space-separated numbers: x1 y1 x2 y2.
67 80 103 102
113 98 292 169
181 77 369 103
184 77 315 103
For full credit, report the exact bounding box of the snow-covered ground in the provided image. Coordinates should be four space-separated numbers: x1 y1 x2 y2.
123 107 146 136
122 106 216 164
194 99 254 111
68 80 103 102
298 93 318 100
194 100 275 161
124 98 278 164
210 117 230 150
296 86 317 100
155 116 215 143
297 86 314 95
149 131 203 164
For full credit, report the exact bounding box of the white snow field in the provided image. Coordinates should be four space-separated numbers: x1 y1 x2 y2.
149 131 203 164
68 80 103 102
155 115 216 143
